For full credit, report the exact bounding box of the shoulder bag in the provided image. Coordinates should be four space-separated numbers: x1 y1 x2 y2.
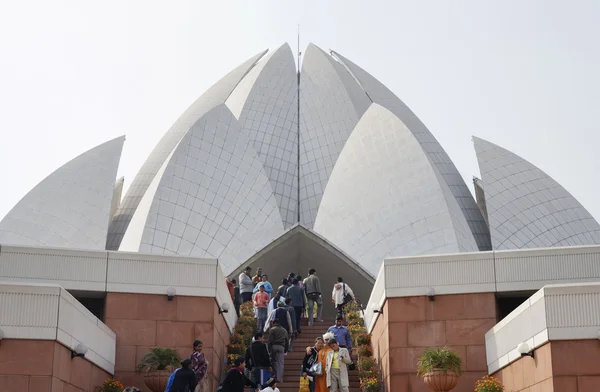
342 283 353 304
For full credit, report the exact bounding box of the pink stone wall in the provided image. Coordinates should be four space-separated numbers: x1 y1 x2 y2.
105 293 230 391
371 293 496 392
0 340 110 392
495 340 600 391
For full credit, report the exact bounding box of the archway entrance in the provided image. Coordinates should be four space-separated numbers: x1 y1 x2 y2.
228 225 374 318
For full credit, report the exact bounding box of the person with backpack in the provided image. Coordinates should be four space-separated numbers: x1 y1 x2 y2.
285 278 305 333
303 268 322 325
331 277 355 319
218 357 259 392
244 332 272 385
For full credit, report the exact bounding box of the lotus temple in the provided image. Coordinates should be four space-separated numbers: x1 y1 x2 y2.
1 43 599 392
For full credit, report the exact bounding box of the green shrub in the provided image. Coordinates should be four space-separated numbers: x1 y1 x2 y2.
416 347 462 377
357 345 373 358
355 332 371 346
136 347 181 373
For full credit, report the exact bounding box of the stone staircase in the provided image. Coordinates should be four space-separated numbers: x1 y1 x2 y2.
272 317 361 392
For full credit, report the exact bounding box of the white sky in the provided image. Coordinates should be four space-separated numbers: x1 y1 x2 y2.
1 0 599 222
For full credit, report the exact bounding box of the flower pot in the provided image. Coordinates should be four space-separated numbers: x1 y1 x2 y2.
422 370 459 392
143 370 172 392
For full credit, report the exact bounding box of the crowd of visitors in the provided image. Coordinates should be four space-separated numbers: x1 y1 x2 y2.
219 267 356 391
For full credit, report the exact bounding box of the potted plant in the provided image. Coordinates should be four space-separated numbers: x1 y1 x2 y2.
416 347 462 392
474 375 504 392
136 347 181 392
95 378 124 392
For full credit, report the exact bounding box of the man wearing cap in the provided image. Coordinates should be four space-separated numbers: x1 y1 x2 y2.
325 339 352 392
239 266 254 303
259 377 280 392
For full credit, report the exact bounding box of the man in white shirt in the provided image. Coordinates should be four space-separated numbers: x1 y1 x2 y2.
239 266 254 303
331 277 355 319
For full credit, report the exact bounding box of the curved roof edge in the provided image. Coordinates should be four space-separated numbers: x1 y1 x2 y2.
330 50 491 252
106 48 269 250
473 136 600 249
314 103 479 275
298 43 371 229
0 136 125 250
230 43 299 229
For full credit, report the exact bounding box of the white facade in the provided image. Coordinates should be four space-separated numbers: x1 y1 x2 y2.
485 282 600 374
0 136 125 250
474 137 600 249
364 244 600 333
0 282 116 374
0 244 238 331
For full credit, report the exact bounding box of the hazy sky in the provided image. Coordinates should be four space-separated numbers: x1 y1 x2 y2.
1 0 599 222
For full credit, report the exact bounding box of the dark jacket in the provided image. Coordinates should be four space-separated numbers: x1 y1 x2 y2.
302 347 318 373
276 284 289 298
221 367 257 392
273 307 293 333
283 305 296 329
267 325 289 353
167 367 197 392
286 284 306 308
245 341 271 369
233 285 241 305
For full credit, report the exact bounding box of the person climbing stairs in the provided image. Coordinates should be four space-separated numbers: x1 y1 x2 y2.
273 317 361 392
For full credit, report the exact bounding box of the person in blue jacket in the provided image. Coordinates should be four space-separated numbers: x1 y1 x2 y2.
165 368 179 392
165 359 197 392
253 274 273 298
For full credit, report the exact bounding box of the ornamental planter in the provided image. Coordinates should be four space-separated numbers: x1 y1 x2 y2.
143 370 172 392
422 370 459 392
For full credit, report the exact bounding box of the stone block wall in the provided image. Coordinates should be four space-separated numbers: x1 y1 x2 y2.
0 340 110 392
105 293 229 391
371 293 497 392
495 340 600 391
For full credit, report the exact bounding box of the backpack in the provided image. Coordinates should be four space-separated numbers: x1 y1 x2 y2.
342 283 353 304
